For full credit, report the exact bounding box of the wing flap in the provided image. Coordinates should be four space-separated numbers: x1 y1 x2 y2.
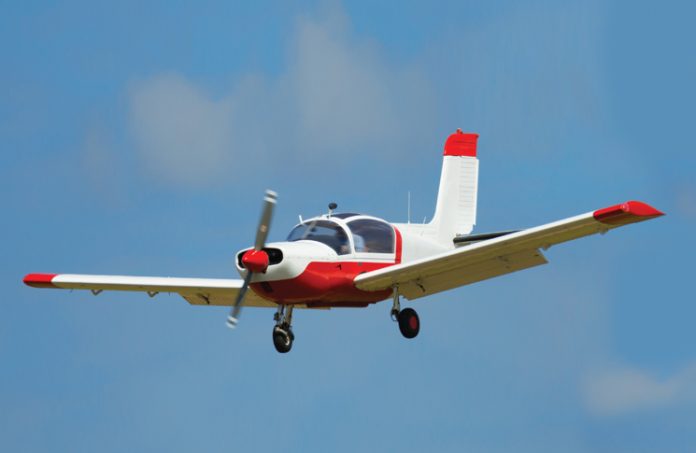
179 292 277 308
398 248 547 300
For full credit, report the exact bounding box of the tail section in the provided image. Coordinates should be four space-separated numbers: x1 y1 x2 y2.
429 129 479 243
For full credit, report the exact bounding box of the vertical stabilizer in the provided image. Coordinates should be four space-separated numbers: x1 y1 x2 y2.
429 129 479 243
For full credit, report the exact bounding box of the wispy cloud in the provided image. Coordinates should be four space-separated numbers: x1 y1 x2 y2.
285 10 434 154
584 362 696 416
126 6 434 188
124 1 609 189
81 125 128 205
128 74 235 187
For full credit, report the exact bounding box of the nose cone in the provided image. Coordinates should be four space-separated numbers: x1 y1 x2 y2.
241 250 270 273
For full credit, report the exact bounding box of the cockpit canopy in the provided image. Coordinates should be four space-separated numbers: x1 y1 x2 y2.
287 220 351 255
286 215 395 255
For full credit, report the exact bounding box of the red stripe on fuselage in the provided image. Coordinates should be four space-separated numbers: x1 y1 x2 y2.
250 261 394 307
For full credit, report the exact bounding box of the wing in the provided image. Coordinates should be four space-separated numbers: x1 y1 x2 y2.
22 273 295 308
355 201 664 300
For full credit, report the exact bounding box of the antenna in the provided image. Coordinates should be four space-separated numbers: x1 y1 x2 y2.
328 202 337 217
407 191 411 224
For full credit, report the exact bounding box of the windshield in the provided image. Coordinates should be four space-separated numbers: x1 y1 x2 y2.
287 220 351 255
348 219 395 253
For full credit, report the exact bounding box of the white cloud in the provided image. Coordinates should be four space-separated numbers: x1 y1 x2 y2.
584 362 696 416
82 126 124 204
128 74 235 187
285 10 430 152
126 6 435 187
125 1 609 188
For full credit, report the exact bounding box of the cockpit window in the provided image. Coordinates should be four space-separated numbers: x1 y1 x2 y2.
347 219 395 253
287 220 351 255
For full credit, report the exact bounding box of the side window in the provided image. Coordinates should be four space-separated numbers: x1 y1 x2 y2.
348 219 395 253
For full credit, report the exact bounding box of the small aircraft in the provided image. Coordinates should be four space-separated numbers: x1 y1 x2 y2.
24 129 664 353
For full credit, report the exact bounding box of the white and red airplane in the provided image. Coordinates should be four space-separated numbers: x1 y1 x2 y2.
24 129 664 353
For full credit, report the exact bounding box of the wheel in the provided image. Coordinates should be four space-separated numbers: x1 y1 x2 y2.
397 308 420 339
273 326 293 353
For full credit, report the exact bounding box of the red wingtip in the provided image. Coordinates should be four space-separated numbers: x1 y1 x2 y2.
23 273 58 288
444 129 479 157
593 201 664 226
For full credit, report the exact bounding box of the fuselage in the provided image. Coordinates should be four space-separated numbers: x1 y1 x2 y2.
235 213 449 307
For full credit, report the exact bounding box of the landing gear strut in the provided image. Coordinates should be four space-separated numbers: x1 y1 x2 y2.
391 287 420 339
272 304 294 353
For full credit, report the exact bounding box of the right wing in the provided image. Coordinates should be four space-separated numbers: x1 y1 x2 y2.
355 201 664 300
23 273 321 308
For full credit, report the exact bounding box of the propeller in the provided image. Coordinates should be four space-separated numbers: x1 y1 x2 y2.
226 189 277 329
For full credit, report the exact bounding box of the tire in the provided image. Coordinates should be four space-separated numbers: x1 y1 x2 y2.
273 327 293 353
397 308 420 339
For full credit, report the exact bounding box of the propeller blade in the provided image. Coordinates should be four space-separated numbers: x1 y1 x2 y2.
227 189 278 329
227 271 253 329
254 190 277 251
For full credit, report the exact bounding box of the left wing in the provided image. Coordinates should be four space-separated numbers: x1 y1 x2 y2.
23 273 287 308
355 201 663 300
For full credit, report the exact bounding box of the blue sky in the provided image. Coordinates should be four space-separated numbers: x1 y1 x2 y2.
2 0 695 451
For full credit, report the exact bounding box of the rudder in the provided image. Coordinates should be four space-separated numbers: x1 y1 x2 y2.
429 129 479 243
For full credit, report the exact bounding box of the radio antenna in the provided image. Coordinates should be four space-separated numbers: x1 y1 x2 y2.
328 202 337 218
407 191 411 224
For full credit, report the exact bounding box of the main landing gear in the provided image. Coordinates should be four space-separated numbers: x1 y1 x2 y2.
272 304 294 353
391 287 420 339
271 290 419 352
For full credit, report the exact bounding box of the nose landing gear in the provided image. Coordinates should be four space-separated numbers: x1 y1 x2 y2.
391 287 420 339
272 304 294 353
